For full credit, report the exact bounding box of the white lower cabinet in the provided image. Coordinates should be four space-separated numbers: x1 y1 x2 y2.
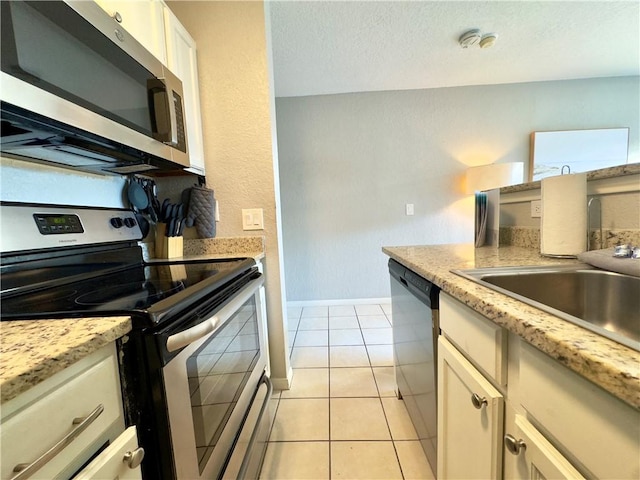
503 407 585 480
75 426 143 480
437 336 504 479
0 344 141 480
438 292 640 480
518 341 640 479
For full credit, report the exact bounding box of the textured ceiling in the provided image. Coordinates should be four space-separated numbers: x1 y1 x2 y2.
269 1 640 98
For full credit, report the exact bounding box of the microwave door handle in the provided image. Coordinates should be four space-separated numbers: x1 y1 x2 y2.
147 78 178 146
165 84 178 146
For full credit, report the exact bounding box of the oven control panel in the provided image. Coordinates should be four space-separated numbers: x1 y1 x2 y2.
34 213 85 235
1 203 142 254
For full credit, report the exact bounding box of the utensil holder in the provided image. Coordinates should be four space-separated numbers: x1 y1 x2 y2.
155 223 183 259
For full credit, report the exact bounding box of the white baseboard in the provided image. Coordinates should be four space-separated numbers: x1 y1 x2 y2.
287 297 391 308
270 365 294 391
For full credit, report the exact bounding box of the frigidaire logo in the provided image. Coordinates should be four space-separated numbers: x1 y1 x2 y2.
59 239 78 243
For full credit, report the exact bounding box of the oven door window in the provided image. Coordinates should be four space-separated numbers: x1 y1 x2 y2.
187 297 259 474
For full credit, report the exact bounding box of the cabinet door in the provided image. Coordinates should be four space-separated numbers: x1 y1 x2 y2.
503 411 585 480
163 6 206 175
94 0 167 64
437 337 504 480
74 427 142 480
1 346 124 480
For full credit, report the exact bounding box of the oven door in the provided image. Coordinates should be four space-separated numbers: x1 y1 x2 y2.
162 275 270 480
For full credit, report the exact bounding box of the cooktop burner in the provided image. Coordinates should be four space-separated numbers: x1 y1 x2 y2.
1 257 256 326
75 280 188 307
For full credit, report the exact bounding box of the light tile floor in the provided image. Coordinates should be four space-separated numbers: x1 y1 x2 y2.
260 303 435 480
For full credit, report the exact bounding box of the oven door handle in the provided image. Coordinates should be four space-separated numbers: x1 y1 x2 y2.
165 275 264 353
166 317 220 353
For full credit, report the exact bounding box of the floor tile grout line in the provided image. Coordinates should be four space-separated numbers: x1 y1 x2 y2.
327 332 332 480
280 304 407 479
378 393 409 480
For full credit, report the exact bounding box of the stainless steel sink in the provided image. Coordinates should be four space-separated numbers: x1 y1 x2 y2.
453 264 640 351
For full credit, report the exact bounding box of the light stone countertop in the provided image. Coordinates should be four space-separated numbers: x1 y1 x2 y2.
1 237 265 405
383 244 640 409
1 317 132 404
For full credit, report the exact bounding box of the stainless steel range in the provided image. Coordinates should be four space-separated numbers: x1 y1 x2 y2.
0 202 273 480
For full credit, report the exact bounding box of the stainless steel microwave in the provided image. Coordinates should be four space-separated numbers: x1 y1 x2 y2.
0 0 190 175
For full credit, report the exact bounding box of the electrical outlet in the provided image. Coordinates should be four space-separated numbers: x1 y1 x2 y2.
531 200 542 218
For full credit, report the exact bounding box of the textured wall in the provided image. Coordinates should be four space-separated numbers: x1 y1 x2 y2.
276 76 640 301
167 1 291 386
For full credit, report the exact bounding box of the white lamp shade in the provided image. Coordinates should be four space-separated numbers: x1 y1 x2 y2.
465 162 524 194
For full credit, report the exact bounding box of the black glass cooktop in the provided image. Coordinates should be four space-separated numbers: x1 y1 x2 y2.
0 258 256 326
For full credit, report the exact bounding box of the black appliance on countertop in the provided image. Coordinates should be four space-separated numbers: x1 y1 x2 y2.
1 202 273 480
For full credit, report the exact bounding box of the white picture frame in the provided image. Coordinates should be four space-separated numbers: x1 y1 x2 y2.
529 128 630 181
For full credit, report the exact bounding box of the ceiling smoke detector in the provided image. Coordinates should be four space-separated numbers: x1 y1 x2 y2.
458 29 481 48
479 33 498 49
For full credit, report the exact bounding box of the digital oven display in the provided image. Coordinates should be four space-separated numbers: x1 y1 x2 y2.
33 214 84 235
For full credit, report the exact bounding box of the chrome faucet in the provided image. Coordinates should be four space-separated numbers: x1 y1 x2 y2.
587 197 602 251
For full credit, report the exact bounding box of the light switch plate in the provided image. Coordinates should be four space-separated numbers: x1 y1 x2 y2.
406 203 414 216
242 208 264 230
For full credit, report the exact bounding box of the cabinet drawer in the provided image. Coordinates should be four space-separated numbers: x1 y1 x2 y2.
74 426 142 480
440 293 507 386
1 345 124 480
520 342 640 479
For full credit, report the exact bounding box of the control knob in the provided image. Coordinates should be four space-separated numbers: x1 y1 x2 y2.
110 217 124 229
123 217 137 228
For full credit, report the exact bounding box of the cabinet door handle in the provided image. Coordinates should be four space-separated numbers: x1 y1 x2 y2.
471 392 488 409
11 404 104 480
123 447 145 469
504 434 527 455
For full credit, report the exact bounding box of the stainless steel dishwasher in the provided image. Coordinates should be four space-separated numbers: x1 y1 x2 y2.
389 259 440 475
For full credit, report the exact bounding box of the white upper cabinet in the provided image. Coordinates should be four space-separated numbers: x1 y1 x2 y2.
163 6 206 176
94 0 168 64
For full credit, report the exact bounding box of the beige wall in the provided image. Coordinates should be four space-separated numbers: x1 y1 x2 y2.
167 1 291 387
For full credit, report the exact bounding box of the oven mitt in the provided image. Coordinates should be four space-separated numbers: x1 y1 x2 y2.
186 186 216 238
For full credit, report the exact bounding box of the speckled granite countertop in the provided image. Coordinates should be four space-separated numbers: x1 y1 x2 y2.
142 235 265 262
1 236 266 405
0 317 131 404
383 244 640 409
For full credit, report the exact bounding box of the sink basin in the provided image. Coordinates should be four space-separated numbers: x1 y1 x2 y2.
453 264 640 351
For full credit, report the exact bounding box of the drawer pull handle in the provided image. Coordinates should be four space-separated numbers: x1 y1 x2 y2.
11 404 105 480
471 393 488 409
504 434 527 455
123 447 145 469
